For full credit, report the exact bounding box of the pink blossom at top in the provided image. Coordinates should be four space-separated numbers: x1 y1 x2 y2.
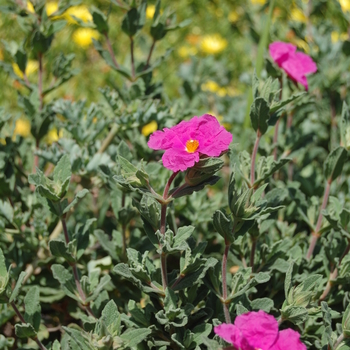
147 114 232 172
214 310 307 350
269 41 317 90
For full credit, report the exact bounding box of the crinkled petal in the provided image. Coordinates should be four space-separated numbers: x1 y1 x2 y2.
234 311 279 350
162 148 199 172
214 324 247 349
195 114 233 156
148 129 176 150
269 41 296 66
270 329 307 350
293 52 317 75
281 56 311 90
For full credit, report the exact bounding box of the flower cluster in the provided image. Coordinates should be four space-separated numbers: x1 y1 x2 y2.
148 114 232 172
269 41 317 90
214 310 306 350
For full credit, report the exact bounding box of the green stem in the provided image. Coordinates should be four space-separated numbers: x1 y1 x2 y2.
222 241 231 323
104 32 119 69
98 124 119 154
159 172 179 291
306 179 332 260
250 130 261 188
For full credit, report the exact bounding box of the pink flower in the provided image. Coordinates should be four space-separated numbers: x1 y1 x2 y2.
214 310 306 350
269 41 317 90
147 114 232 172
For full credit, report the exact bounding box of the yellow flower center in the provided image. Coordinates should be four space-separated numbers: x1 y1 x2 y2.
186 139 199 153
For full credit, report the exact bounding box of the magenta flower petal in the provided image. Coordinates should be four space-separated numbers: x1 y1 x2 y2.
269 41 317 90
214 324 241 346
162 148 199 172
234 311 279 350
271 329 307 350
147 114 232 172
269 41 296 66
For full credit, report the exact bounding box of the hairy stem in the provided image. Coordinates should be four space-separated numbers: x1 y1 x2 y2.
38 52 43 111
98 124 119 154
222 242 231 323
104 32 119 69
145 40 156 69
159 172 179 291
121 193 127 258
10 301 48 350
250 130 261 188
306 179 332 260
319 240 350 301
333 334 344 350
250 238 257 271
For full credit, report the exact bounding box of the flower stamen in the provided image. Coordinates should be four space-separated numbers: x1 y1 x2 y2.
186 139 199 153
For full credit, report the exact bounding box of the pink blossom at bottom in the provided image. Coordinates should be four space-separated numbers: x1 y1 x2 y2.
147 114 232 172
214 310 306 350
269 41 317 90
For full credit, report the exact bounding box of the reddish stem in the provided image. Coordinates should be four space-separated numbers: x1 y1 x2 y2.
306 179 332 260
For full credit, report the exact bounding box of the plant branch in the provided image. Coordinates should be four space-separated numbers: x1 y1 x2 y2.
250 130 261 188
222 241 231 323
104 32 120 69
98 124 119 154
38 52 43 111
306 179 332 260
10 301 48 350
144 39 156 70
333 333 344 350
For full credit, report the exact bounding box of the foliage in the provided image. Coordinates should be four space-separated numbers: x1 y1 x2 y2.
1 0 350 349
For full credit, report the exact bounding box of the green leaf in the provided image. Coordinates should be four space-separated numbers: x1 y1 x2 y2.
0 200 14 223
15 323 37 338
52 154 72 197
76 218 96 260
120 328 152 348
324 146 348 182
170 176 220 199
343 303 350 337
341 101 350 150
269 92 306 114
9 271 27 303
121 2 146 37
85 275 111 302
285 261 294 300
101 300 121 336
62 188 89 214
24 286 41 332
281 305 308 324
213 210 233 242
51 264 79 301
94 229 118 260
251 298 274 313
91 6 109 34
173 226 195 247
49 239 76 263
250 97 271 135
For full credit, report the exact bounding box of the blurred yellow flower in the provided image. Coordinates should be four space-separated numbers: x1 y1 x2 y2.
13 118 31 138
201 81 226 96
229 11 239 23
73 28 99 48
46 2 59 16
251 0 266 4
146 4 155 19
141 120 158 137
293 38 309 53
340 0 350 12
27 1 34 13
0 49 3 61
12 60 38 79
200 34 227 54
46 128 63 144
178 46 198 58
331 31 348 42
65 5 92 24
142 121 158 137
290 7 307 22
